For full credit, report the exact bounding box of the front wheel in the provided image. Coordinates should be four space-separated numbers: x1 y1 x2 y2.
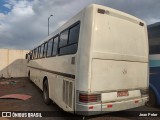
43 80 51 105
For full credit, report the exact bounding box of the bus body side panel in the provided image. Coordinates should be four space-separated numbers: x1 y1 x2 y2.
28 10 84 112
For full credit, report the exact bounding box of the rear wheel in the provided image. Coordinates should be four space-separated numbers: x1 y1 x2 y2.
149 88 156 106
43 80 51 105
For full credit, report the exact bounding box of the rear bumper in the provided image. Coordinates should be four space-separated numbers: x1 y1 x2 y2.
76 96 148 116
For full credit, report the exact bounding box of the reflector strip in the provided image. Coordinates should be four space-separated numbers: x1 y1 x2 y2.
89 106 94 109
107 104 113 108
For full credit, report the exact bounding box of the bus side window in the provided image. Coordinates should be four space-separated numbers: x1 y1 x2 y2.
52 36 59 56
43 42 48 58
47 39 53 57
59 44 78 55
59 30 69 47
37 46 41 58
40 44 44 58
34 48 38 59
59 23 80 55
32 50 35 59
69 23 80 44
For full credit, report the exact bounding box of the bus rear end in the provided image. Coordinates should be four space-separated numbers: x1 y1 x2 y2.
76 5 149 115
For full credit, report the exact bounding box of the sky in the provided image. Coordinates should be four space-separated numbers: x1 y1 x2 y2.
0 0 160 50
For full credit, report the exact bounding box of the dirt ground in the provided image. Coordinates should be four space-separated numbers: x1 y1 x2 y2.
0 78 67 120
0 78 159 120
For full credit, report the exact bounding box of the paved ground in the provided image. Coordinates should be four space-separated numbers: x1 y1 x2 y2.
0 78 159 120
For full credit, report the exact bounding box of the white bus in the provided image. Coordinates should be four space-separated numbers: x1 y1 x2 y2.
27 4 149 115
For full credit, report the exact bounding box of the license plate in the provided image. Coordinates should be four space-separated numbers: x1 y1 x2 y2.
117 91 129 97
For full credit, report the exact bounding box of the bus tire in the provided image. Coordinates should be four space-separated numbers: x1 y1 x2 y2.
149 88 156 106
43 79 51 105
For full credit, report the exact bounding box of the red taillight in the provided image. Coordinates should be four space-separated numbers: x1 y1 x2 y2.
79 93 100 103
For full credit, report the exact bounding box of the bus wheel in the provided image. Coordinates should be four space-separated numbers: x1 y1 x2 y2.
149 88 156 106
43 80 51 105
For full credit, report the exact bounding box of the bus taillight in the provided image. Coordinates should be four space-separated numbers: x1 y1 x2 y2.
79 93 101 103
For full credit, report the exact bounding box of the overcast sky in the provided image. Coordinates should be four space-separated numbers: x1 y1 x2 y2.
0 0 160 50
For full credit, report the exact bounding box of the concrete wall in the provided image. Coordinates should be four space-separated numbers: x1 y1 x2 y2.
0 49 29 78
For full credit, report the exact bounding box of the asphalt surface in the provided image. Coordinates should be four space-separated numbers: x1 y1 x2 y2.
0 78 159 120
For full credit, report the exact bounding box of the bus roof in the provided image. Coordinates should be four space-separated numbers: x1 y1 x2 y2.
34 4 145 49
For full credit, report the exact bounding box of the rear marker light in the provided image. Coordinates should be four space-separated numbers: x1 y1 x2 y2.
107 104 113 108
139 22 144 26
135 100 139 103
89 106 94 109
98 8 109 14
98 8 105 14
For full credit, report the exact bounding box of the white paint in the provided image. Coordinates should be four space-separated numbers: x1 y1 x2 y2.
27 4 149 115
101 90 141 102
